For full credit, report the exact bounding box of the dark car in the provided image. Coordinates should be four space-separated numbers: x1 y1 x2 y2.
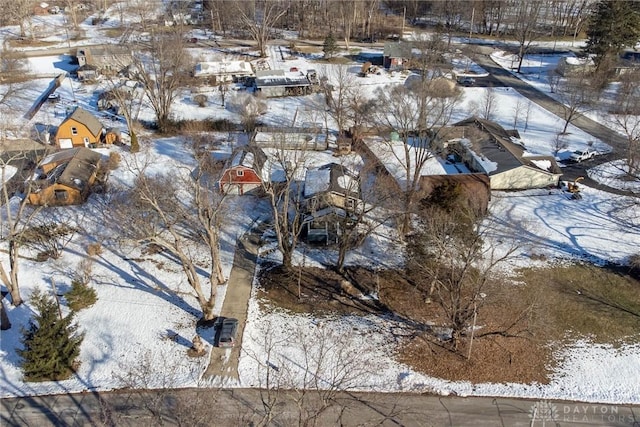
217 317 239 348
459 77 476 87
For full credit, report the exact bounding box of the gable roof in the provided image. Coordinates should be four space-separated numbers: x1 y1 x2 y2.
36 148 102 192
452 117 561 176
227 146 267 172
383 41 412 59
304 163 359 198
64 107 103 137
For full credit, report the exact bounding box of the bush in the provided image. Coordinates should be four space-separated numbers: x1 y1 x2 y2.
18 290 84 381
193 94 207 107
107 151 121 170
86 243 103 257
65 280 97 311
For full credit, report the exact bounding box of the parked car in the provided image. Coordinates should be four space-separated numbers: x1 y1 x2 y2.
458 77 476 87
217 317 238 348
569 149 597 162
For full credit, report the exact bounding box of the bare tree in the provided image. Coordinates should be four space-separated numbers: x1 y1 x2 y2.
5 0 34 40
371 78 461 235
228 92 267 133
0 151 41 307
332 161 395 273
512 96 526 129
479 88 497 121
407 202 519 354
288 324 377 427
550 132 568 157
322 65 358 135
109 146 227 320
101 74 144 152
0 43 29 109
236 0 288 58
108 350 221 425
129 27 192 133
510 1 544 73
610 70 640 178
556 71 596 134
260 136 307 271
245 319 381 427
548 69 562 93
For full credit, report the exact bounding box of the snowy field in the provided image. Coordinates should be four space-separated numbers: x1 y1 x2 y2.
2 7 640 403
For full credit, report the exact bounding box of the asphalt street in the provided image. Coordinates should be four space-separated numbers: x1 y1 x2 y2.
2 388 639 426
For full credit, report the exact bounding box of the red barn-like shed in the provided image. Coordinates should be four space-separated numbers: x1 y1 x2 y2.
219 148 265 195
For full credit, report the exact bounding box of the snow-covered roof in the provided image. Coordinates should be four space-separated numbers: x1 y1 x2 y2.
254 131 333 150
303 169 330 197
194 61 254 77
363 135 448 189
255 69 311 88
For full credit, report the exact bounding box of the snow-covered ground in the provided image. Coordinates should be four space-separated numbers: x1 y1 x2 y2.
1 9 640 404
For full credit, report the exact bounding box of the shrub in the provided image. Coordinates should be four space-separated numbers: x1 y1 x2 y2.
18 290 84 381
193 94 207 107
65 280 98 312
107 151 121 170
86 243 103 257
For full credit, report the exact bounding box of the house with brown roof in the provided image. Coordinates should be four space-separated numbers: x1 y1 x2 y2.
54 107 104 149
446 117 562 190
27 148 103 206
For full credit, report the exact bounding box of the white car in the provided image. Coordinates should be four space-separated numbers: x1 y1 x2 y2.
569 149 597 162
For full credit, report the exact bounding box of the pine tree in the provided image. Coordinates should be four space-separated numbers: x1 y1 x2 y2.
18 290 84 382
585 1 640 69
65 280 97 312
323 32 338 59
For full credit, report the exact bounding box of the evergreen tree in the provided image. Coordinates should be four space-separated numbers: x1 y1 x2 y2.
18 290 84 382
65 280 97 312
585 1 640 69
323 32 338 59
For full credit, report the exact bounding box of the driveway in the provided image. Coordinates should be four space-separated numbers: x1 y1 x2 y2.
202 219 265 380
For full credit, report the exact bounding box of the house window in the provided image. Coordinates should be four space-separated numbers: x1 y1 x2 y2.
71 127 78 135
346 198 356 210
83 137 90 145
54 189 68 201
236 170 244 177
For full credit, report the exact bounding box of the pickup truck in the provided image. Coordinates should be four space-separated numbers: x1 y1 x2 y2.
569 149 596 162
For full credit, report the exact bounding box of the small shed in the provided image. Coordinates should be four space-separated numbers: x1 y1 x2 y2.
27 148 103 206
77 64 98 82
383 41 412 70
218 148 266 195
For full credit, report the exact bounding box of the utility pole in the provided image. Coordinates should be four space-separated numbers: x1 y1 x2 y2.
469 7 475 44
401 6 406 40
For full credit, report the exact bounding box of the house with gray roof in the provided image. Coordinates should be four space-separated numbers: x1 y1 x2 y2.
447 117 562 190
302 163 362 244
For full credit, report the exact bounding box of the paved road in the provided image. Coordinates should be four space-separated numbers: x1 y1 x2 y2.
2 388 638 426
471 47 628 153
